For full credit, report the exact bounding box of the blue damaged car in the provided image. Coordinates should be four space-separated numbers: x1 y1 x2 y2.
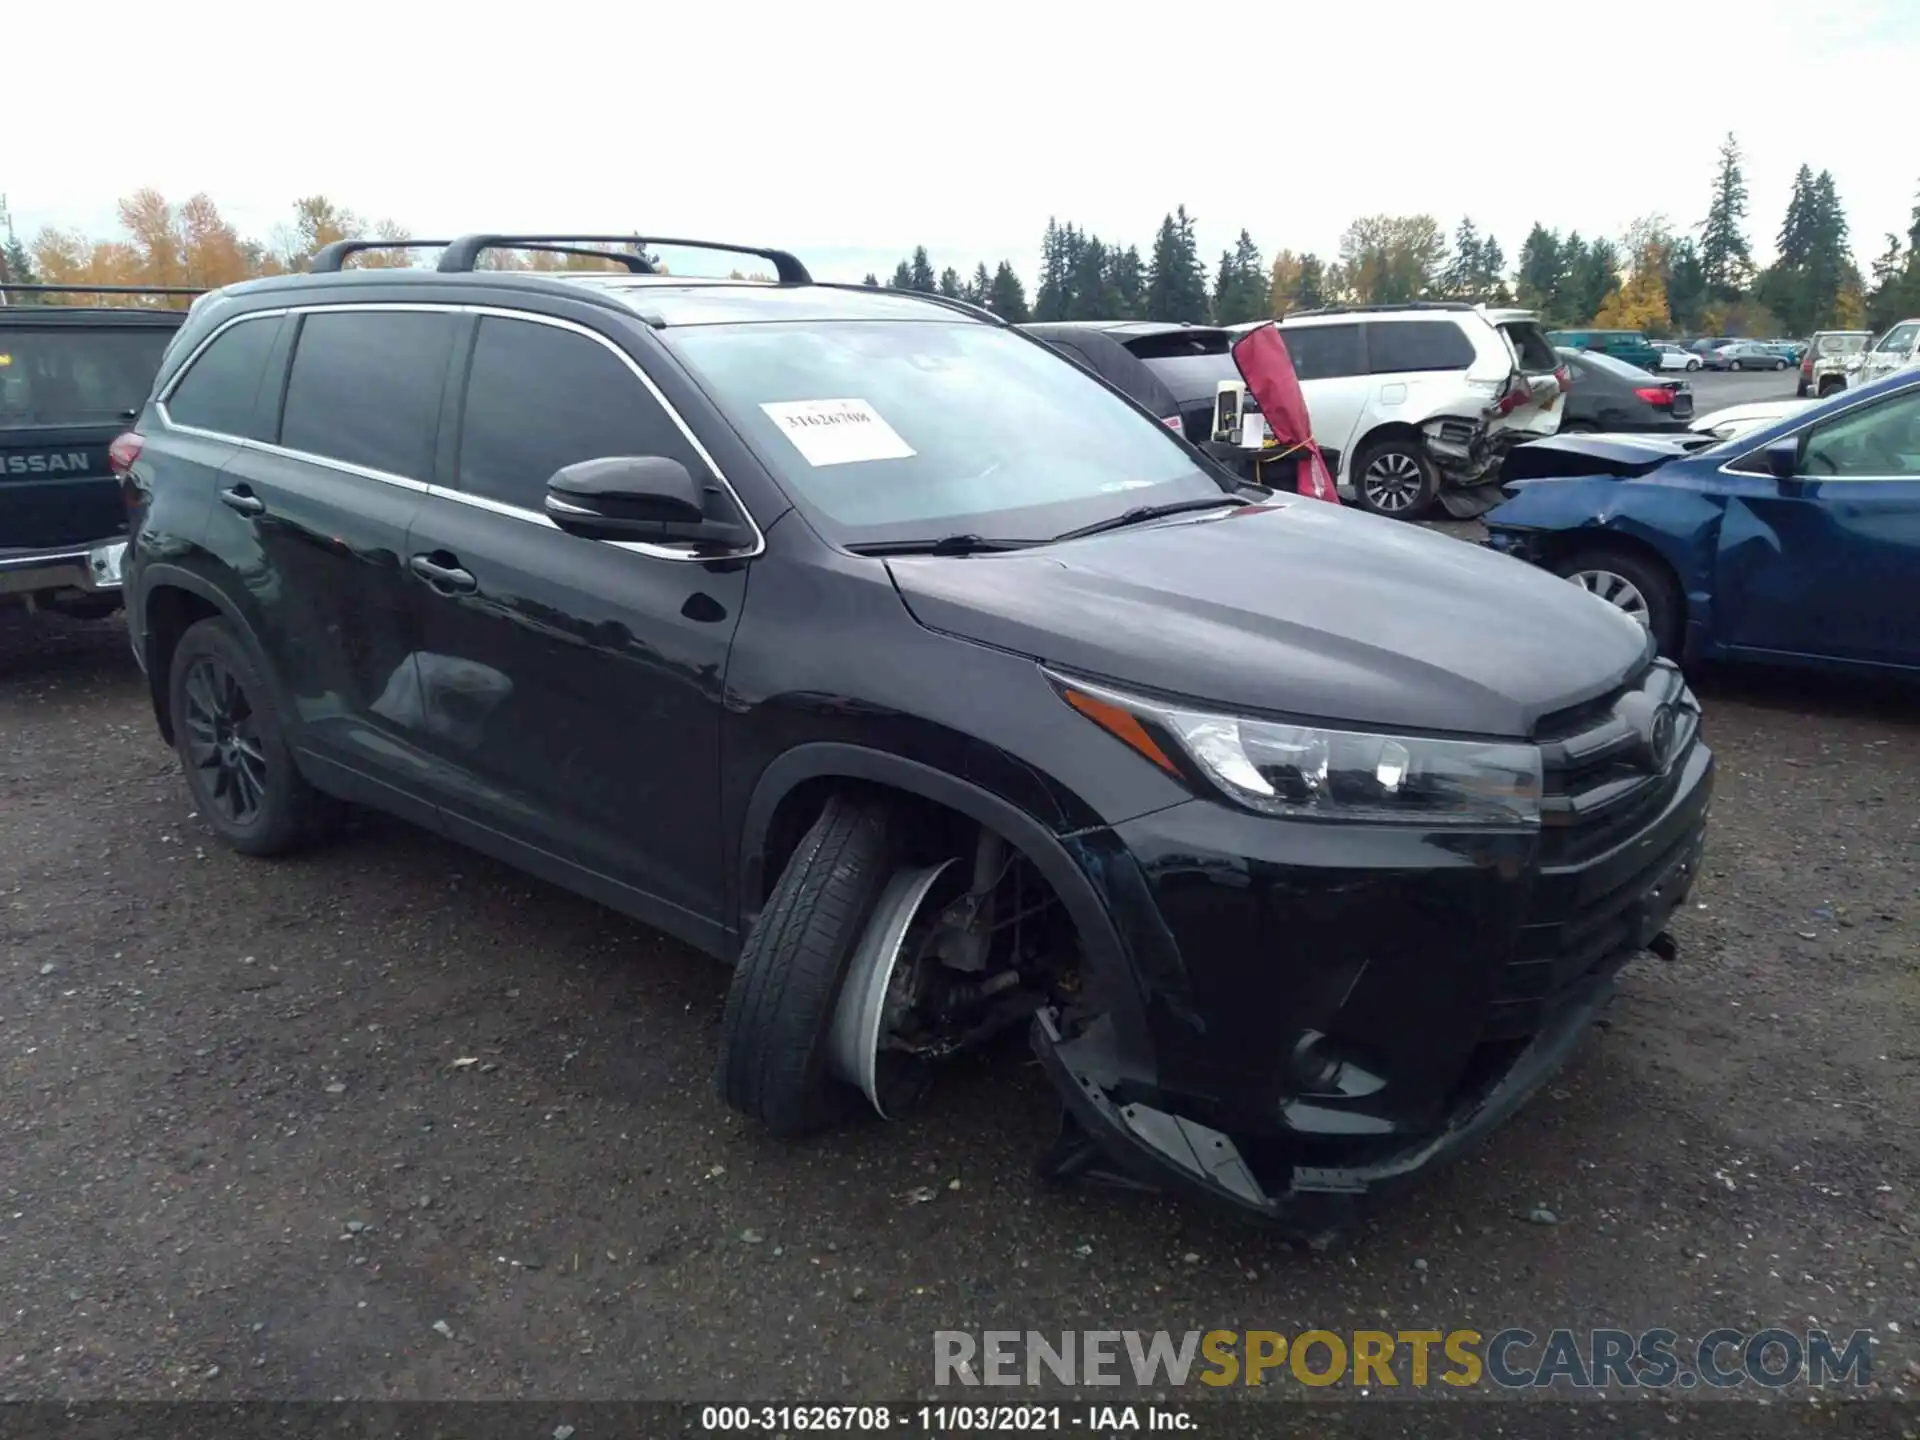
1482 366 1920 675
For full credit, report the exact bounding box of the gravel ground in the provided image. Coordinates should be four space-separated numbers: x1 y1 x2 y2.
1 595 1914 1408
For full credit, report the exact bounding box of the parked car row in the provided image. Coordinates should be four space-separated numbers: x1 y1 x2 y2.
1486 365 1919 675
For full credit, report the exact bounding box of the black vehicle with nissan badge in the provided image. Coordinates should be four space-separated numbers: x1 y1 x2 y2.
118 234 1712 1234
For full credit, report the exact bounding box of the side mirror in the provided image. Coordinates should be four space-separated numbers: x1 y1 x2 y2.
1762 438 1801 486
544 455 754 552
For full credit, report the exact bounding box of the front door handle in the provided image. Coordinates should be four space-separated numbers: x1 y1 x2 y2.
219 485 265 517
409 553 478 594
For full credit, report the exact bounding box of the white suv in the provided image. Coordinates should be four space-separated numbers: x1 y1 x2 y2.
1264 304 1567 519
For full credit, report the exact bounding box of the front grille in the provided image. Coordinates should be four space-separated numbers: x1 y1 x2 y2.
1482 661 1708 1040
1534 659 1698 866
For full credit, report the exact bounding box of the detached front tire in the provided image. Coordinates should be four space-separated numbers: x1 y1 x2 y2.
1551 546 1682 659
718 794 904 1137
1350 437 1439 519
168 617 324 856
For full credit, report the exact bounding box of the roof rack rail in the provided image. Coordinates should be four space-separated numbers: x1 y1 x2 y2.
308 239 453 273
436 234 812 285
0 283 206 297
1285 300 1475 318
812 282 1005 326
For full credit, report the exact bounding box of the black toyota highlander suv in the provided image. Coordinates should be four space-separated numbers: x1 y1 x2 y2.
119 233 1712 1235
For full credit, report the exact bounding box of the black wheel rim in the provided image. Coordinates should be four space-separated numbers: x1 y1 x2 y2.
182 656 268 825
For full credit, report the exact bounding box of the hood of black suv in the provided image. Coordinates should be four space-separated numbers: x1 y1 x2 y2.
886 500 1649 737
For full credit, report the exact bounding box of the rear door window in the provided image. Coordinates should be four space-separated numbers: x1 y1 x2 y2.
455 315 698 511
1277 322 1365 381
164 315 283 439
1366 320 1477 374
0 324 174 429
278 311 457 479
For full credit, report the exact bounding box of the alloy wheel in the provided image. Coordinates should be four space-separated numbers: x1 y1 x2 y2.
1568 569 1650 627
1362 451 1426 513
181 655 269 825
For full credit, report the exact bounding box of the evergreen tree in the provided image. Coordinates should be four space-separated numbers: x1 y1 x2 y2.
1210 229 1265 324
1144 206 1208 323
986 260 1030 323
1666 238 1709 334
1866 232 1906 333
1035 217 1072 322
1569 237 1621 323
967 262 992 306
908 245 937 293
1440 217 1484 298
887 260 913 290
1106 245 1145 319
1515 223 1564 315
1698 132 1754 296
861 272 880 288
1066 234 1114 320
937 266 963 299
1294 254 1327 311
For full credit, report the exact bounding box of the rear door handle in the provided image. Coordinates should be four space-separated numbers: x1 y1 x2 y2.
219 485 265 516
409 554 477 594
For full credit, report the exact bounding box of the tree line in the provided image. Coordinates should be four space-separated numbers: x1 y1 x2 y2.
10 136 1920 339
869 136 1920 340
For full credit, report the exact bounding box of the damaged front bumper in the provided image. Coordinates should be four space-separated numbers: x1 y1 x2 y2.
1030 734 1711 1236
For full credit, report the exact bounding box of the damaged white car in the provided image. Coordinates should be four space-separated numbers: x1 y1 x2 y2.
1265 303 1567 519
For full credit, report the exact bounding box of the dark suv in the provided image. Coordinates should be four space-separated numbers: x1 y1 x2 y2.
121 233 1713 1234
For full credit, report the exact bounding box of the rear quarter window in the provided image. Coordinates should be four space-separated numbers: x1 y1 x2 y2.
1120 330 1237 403
0 324 174 429
1366 320 1477 374
164 315 284 439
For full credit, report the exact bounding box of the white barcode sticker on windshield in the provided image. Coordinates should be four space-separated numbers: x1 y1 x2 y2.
760 398 916 467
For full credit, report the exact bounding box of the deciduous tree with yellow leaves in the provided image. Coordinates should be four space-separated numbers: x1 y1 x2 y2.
1593 242 1672 334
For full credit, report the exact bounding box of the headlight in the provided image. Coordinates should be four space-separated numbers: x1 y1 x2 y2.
1051 673 1542 828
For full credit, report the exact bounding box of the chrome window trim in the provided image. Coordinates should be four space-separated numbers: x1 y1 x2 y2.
151 300 764 562
1716 379 1920 483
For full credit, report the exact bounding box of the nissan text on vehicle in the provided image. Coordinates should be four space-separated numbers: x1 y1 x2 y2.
118 234 1713 1235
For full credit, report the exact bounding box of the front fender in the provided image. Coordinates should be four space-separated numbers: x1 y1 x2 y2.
1484 478 1728 646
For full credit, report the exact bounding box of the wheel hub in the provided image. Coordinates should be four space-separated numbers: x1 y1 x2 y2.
1363 453 1423 511
1567 569 1650 627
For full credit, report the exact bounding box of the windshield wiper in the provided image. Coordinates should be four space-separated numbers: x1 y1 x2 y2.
1050 495 1246 543
845 533 1035 557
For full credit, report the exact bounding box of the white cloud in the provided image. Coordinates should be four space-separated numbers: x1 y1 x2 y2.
8 0 1917 285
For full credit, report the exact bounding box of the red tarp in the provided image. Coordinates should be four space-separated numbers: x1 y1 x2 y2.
1230 323 1340 503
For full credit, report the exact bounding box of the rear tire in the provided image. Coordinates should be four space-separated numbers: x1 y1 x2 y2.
1687 358 1702 371
1774 358 1787 371
1729 359 1743 372
1349 437 1438 520
1551 546 1682 659
167 617 324 856
717 794 905 1137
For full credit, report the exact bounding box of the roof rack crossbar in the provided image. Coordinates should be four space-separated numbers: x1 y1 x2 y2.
0 283 207 296
308 239 454 273
436 234 812 285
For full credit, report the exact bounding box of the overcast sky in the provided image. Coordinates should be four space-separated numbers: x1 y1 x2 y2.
9 0 1917 287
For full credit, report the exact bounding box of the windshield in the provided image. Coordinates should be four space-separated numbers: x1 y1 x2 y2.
664 320 1229 545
